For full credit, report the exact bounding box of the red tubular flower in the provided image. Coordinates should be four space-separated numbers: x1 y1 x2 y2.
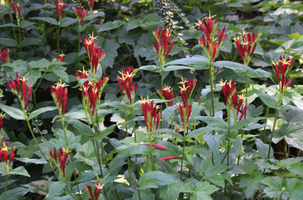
197 16 227 62
82 34 106 75
233 31 261 65
51 82 68 117
8 147 15 166
239 104 248 121
157 84 174 106
10 0 21 19
160 155 182 161
117 67 137 104
57 53 65 62
74 5 88 26
141 99 161 132
178 103 192 129
179 78 197 105
0 113 5 132
55 0 66 23
86 180 103 200
0 142 8 163
47 148 57 162
48 147 68 179
88 0 95 12
7 74 31 109
141 142 167 150
153 27 175 65
0 48 9 63
273 56 294 93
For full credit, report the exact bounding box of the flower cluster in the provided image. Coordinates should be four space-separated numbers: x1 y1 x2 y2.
51 82 68 117
153 27 175 65
157 84 174 107
86 180 103 200
74 5 88 26
7 73 32 110
179 78 197 105
88 0 95 13
234 31 261 65
76 67 90 86
82 34 106 76
178 103 192 129
57 53 65 62
0 48 9 63
273 56 294 93
48 147 69 179
55 0 66 24
0 141 15 167
197 16 227 62
141 99 161 132
220 79 248 121
117 66 138 105
82 77 109 116
10 0 21 20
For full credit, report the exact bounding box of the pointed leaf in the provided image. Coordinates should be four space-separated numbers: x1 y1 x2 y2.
0 104 25 120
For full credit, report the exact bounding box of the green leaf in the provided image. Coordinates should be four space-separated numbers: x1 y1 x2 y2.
140 65 161 73
22 180 51 196
160 183 191 200
203 135 223 164
141 13 162 30
30 17 58 25
127 18 141 31
9 166 30 177
28 68 41 85
70 120 95 141
255 138 274 159
85 11 105 21
194 116 228 129
164 55 210 70
19 37 42 48
138 171 182 190
15 158 47 164
0 187 30 200
60 17 78 27
48 181 66 200
98 20 125 32
97 37 119 68
28 106 57 120
0 38 17 47
262 177 283 198
151 129 184 141
196 160 229 187
19 20 35 28
47 65 69 82
186 126 216 139
0 163 7 175
230 118 260 132
0 23 17 28
288 163 303 177
191 182 220 200
272 123 303 151
239 170 264 198
285 178 303 200
97 124 117 140
28 3 44 13
257 91 278 108
0 104 25 120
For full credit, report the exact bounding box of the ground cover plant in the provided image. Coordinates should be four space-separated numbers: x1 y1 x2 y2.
1 0 303 199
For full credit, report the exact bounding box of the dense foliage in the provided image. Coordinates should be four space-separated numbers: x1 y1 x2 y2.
1 0 303 199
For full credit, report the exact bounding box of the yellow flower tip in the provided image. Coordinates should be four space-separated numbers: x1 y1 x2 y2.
52 57 58 61
238 93 247 100
21 77 29 82
140 96 150 104
219 79 227 86
88 33 98 40
0 113 5 118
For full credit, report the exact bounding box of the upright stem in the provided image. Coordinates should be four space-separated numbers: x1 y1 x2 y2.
209 65 215 118
226 109 231 166
130 105 136 143
267 110 279 159
148 132 155 171
1 174 9 200
180 126 188 180
160 67 164 129
17 22 23 60
57 24 61 53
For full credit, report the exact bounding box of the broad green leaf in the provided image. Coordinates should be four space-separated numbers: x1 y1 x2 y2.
28 68 41 85
97 124 117 140
22 180 51 196
288 163 303 177
140 65 161 73
0 104 25 120
186 126 216 139
9 166 30 177
140 13 162 30
164 65 195 72
196 160 229 187
97 37 119 68
272 123 303 151
262 177 284 198
0 163 7 175
231 138 242 156
48 181 66 200
203 134 222 164
0 23 17 28
160 183 191 200
70 120 95 141
15 158 47 164
195 116 227 129
191 182 219 200
138 171 182 190
151 128 184 141
30 17 58 25
257 91 278 108
0 38 17 47
28 3 44 13
98 20 125 32
19 37 42 48
47 65 69 82
239 170 264 198
0 187 30 200
230 118 260 132
85 11 105 21
285 178 303 200
255 138 274 159
127 18 141 31
164 55 209 70
60 17 78 27
20 20 35 28
28 106 57 120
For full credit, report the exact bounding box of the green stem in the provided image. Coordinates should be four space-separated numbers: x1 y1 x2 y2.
127 157 132 186
180 126 188 180
17 22 23 60
149 132 155 171
60 117 69 146
1 175 9 200
33 71 47 107
57 24 60 53
160 67 164 129
130 106 136 143
267 110 279 158
262 106 270 139
226 109 231 166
